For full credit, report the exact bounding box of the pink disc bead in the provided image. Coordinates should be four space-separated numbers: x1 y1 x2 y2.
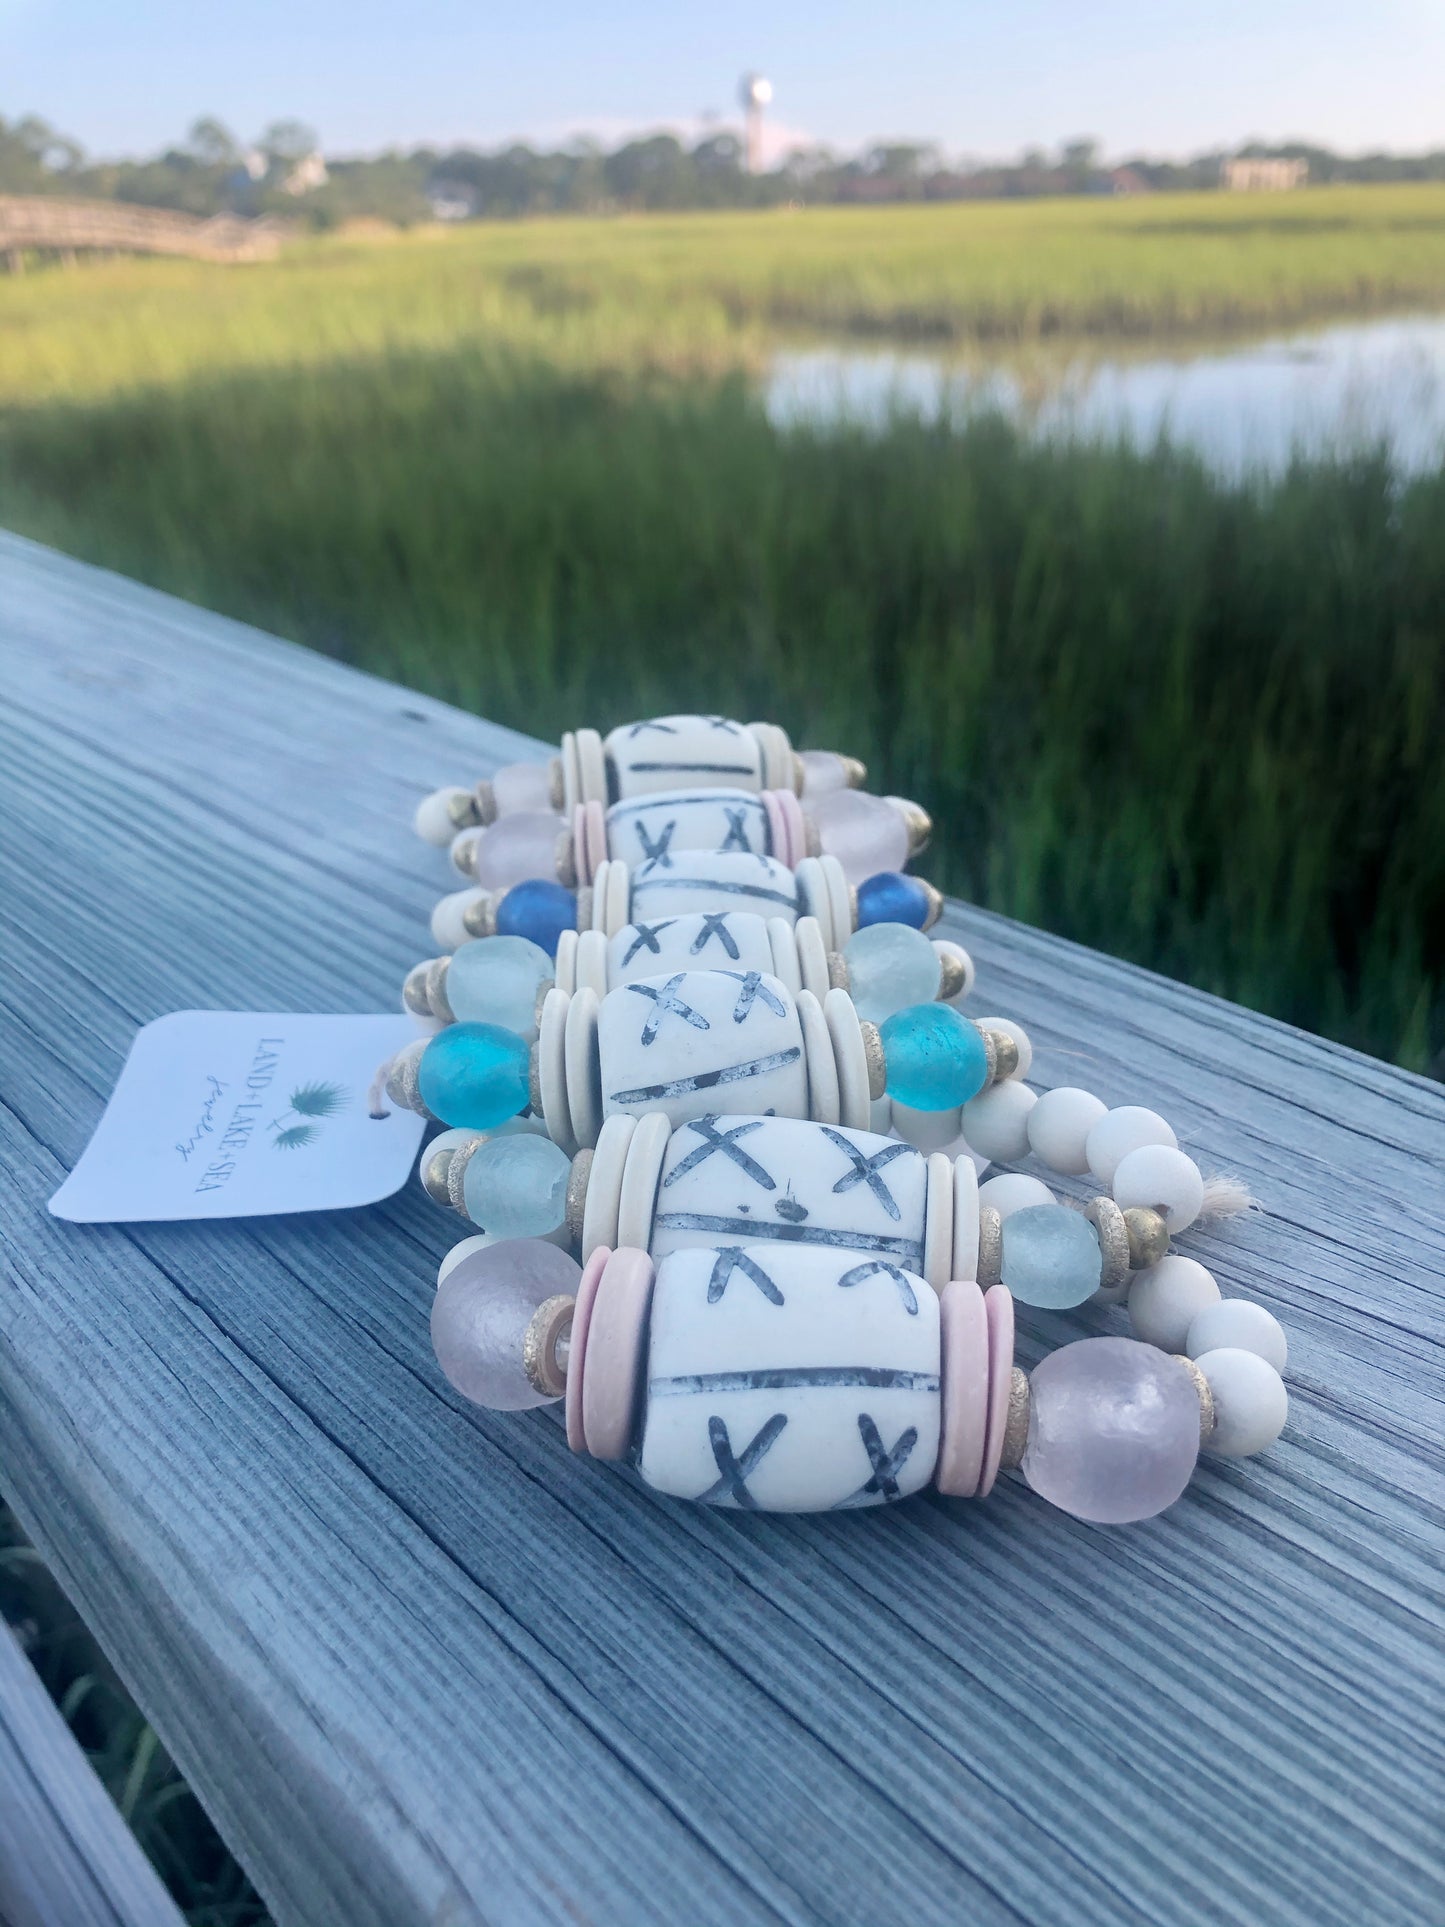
581 1247 656 1460
475 810 567 892
565 1244 611 1453
936 1280 990 1497
809 789 910 884
775 788 807 868
492 761 555 817
976 1284 1015 1499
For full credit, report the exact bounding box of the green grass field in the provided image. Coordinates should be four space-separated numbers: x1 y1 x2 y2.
2 186 1443 1924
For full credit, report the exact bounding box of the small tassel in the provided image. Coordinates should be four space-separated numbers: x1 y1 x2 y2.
1198 1173 1256 1221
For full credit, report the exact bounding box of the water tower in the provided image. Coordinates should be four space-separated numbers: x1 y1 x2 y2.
739 73 772 173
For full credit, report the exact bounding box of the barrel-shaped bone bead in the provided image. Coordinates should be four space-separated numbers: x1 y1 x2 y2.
598 969 808 1131
607 909 777 987
606 788 773 866
626 850 802 927
637 1244 941 1512
606 714 766 799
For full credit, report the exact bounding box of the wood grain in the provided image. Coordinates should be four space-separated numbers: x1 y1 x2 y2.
0 529 1441 1927
0 1620 186 1927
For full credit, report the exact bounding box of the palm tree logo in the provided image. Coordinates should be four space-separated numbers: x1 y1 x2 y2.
269 1081 349 1150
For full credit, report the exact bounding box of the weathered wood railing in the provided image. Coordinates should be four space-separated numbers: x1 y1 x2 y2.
1 530 1441 1926
0 195 281 266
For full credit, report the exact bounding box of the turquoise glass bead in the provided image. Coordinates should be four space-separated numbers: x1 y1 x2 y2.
495 878 576 958
855 871 931 931
462 1133 572 1238
844 922 941 1025
1000 1204 1104 1309
879 1003 988 1111
418 1022 530 1131
446 935 553 1033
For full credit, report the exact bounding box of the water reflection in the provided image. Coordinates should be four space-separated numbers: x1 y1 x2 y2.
765 314 1445 475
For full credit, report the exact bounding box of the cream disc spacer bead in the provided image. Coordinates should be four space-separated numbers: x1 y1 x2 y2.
522 1294 575 1399
616 1111 670 1250
824 986 872 1131
1085 1105 1179 1188
581 1113 636 1262
923 1153 955 1291
538 987 576 1155
575 728 608 808
794 916 831 1003
573 927 608 1000
793 858 832 947
766 916 803 995
553 927 579 995
951 1155 980 1282
600 858 629 939
820 853 852 948
563 987 602 1150
1113 1143 1205 1234
1026 1086 1107 1176
796 989 840 1126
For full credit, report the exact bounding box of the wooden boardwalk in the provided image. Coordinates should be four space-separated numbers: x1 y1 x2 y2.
0 196 280 266
1 529 1441 1926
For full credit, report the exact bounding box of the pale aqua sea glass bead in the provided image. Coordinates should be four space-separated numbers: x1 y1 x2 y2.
446 935 553 1033
1021 1337 1201 1523
879 1003 989 1111
844 921 941 1024
1000 1204 1104 1309
418 1022 530 1130
462 1133 572 1239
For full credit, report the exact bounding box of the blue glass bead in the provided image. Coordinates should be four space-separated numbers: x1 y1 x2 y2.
418 1022 530 1131
495 878 576 959
879 1003 988 1110
855 871 931 931
462 1133 572 1238
446 935 553 1033
1000 1204 1104 1309
844 921 941 1025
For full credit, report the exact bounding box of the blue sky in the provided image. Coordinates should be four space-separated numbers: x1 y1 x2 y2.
3 0 1442 162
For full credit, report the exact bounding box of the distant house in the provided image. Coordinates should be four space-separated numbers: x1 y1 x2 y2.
1221 157 1308 192
426 180 479 222
281 152 329 196
1107 166 1150 195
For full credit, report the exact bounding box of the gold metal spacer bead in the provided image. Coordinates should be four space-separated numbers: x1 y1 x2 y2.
917 880 944 931
893 799 933 857
935 947 966 1002
384 1040 427 1115
446 788 483 831
983 1027 1019 1082
827 951 851 993
473 778 498 827
451 830 481 879
976 1205 1002 1287
420 1144 455 1206
1083 1196 1131 1292
1174 1355 1216 1444
841 755 868 789
999 1368 1031 1471
462 892 496 939
1124 1205 1171 1270
446 1134 484 1214
565 1150 592 1250
402 962 434 1018
424 955 454 1024
522 1295 575 1399
554 829 577 890
791 752 807 797
547 757 565 811
574 885 592 932
860 1021 886 1099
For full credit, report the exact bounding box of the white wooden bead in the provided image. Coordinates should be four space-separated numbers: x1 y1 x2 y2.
553 926 579 995
638 1244 940 1512
951 1155 980 1281
797 989 840 1126
794 916 831 1003
431 888 487 952
891 1100 963 1152
627 851 800 928
923 1153 954 1291
581 1112 635 1261
650 1114 928 1272
931 938 975 1004
1112 1143 1205 1233
606 788 771 865
824 987 872 1132
1127 1254 1220 1352
415 786 473 846
538 987 575 1156
617 1111 671 1249
1026 1086 1107 1176
1085 1106 1178 1186
564 988 602 1150
598 968 807 1132
1196 1348 1289 1456
960 1081 1037 1166
1186 1300 1288 1372
605 714 763 799
767 915 803 995
574 928 609 998
974 1016 1032 1080
977 1172 1054 1220
609 909 773 987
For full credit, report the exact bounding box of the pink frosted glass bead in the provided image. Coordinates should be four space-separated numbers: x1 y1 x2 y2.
492 761 555 817
809 789 910 883
431 1237 581 1410
799 750 851 798
475 811 566 892
1021 1337 1200 1524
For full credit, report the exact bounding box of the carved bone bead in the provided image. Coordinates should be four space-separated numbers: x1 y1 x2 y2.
605 714 766 799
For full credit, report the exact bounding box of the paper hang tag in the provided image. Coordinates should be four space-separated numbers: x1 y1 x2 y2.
49 1012 430 1223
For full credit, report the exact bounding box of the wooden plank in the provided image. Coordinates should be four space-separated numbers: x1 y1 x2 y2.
0 527 1441 1927
0 1620 186 1927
